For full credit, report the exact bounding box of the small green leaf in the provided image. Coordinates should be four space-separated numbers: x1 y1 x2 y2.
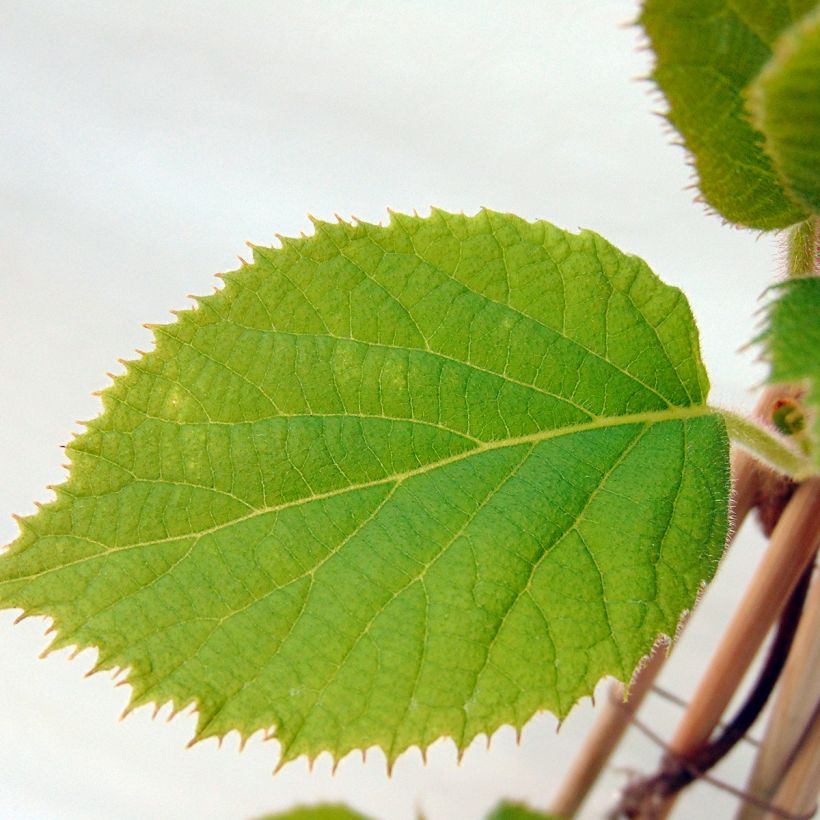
748 6 820 214
255 806 371 820
761 276 820 468
0 210 729 767
485 801 557 820
640 0 811 229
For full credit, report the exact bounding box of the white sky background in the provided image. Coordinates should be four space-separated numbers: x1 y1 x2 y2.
0 2 783 818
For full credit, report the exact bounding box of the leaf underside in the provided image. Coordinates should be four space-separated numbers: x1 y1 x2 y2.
640 0 813 229
748 6 820 214
0 210 729 767
762 276 820 467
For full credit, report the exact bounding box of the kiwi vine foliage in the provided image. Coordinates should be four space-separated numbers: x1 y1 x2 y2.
0 210 729 767
640 0 819 229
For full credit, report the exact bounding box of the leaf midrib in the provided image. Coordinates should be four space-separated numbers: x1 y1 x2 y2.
5 404 717 591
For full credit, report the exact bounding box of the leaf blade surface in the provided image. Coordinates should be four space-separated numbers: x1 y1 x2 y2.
0 210 729 765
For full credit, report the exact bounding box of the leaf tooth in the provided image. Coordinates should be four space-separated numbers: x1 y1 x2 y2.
307 213 339 234
85 658 108 678
273 233 302 251
38 629 67 659
11 512 31 533
67 644 85 661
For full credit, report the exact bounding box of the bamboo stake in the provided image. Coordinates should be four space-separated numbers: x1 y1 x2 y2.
657 478 820 818
546 449 760 818
738 571 820 820
547 649 666 818
764 706 820 820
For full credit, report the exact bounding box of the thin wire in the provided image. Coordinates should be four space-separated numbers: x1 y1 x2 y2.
621 708 817 820
650 685 761 748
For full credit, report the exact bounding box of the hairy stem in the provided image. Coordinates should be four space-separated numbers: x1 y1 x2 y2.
716 408 814 480
787 217 818 278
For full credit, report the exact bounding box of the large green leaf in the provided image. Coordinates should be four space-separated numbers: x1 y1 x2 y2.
761 276 820 467
0 210 729 766
640 0 813 229
748 6 820 214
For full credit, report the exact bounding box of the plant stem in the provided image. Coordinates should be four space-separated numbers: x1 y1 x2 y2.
716 408 814 480
787 217 818 278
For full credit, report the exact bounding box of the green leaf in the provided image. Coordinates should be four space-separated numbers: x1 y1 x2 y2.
639 0 812 229
761 276 820 468
485 801 557 820
255 806 371 820
748 6 820 214
0 210 729 767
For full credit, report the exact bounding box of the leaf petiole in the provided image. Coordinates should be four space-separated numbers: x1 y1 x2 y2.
714 406 815 480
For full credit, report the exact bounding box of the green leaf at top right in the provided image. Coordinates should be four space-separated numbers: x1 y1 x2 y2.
748 6 820 215
639 0 816 230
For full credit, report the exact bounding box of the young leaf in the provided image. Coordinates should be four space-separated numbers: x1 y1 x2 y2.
761 277 820 469
639 0 812 229
748 6 820 215
0 210 729 767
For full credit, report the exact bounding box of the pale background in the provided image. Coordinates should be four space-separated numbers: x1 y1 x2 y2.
0 2 783 818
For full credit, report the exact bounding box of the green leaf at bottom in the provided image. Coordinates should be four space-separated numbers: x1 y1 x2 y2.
256 807 371 820
486 801 557 820
0 210 729 767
